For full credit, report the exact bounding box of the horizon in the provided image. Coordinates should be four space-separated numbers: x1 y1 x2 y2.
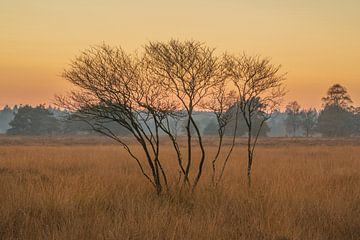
1 0 360 108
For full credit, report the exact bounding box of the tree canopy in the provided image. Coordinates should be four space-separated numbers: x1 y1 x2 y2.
322 84 353 109
7 105 60 135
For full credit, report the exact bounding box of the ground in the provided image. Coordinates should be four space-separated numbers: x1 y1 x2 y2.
0 136 359 240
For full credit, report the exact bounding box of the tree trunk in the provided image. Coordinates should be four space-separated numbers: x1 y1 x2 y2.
192 116 206 191
183 113 192 189
247 129 253 188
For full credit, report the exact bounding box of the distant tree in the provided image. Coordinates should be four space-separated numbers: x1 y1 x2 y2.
322 84 353 109
285 101 302 136
317 105 353 137
62 110 131 136
243 115 270 137
61 113 93 134
7 105 61 135
0 105 15 133
1 105 12 114
300 108 318 137
317 84 355 137
13 105 19 114
266 110 287 137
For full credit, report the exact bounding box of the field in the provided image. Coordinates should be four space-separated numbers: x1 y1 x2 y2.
0 136 359 240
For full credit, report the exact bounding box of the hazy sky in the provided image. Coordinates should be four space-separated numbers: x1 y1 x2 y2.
1 0 359 108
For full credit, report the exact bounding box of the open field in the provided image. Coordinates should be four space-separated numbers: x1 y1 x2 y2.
0 137 359 240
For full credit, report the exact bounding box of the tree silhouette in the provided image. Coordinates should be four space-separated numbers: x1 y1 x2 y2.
57 40 289 192
317 105 353 137
322 84 353 109
317 84 355 137
7 105 60 135
0 105 14 133
58 41 248 193
224 54 286 187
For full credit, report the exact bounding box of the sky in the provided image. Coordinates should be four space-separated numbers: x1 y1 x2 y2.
1 0 359 109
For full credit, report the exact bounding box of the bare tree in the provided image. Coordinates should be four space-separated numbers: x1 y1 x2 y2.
224 54 286 187
58 40 241 194
57 44 176 194
144 40 226 191
201 81 238 185
58 41 286 193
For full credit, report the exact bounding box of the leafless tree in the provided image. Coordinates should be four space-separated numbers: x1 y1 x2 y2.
58 41 242 194
144 40 227 191
224 54 286 187
57 44 176 194
57 41 286 193
200 78 238 185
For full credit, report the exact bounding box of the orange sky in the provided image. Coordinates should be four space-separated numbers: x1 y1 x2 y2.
1 0 359 109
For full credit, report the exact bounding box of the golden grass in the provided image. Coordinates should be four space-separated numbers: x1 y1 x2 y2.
0 137 359 239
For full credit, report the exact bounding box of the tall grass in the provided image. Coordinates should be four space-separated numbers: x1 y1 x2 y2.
0 137 359 239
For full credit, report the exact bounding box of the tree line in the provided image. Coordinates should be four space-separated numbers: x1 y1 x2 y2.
284 84 360 137
0 104 129 135
2 84 358 138
0 84 360 137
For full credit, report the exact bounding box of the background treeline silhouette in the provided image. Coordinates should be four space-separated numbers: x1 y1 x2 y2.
1 84 359 137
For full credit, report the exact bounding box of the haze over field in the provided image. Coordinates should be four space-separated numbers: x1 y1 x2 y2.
1 0 360 108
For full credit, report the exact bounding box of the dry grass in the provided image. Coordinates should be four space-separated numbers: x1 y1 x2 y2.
0 137 359 240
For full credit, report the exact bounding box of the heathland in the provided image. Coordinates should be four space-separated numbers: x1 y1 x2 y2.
0 136 359 240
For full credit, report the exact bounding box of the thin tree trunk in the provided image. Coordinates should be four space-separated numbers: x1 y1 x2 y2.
183 112 193 189
192 117 206 191
217 103 240 185
248 119 266 188
211 134 223 185
141 140 162 194
247 129 252 188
